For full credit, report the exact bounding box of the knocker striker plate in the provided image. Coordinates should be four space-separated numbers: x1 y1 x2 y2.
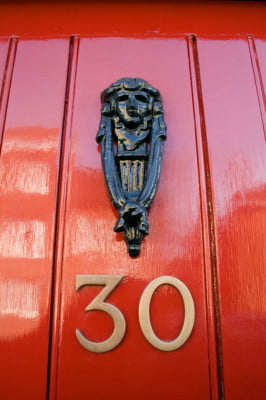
96 78 166 257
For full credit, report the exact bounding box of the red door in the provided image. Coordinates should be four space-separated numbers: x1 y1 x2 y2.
0 2 265 400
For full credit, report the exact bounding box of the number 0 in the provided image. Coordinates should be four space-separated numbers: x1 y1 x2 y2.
138 276 195 351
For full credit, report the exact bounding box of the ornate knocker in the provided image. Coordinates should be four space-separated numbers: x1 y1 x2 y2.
96 78 166 257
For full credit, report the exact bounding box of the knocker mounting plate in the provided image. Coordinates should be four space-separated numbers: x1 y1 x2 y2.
96 78 166 257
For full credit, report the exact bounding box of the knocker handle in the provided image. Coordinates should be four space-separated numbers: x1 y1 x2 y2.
96 78 166 257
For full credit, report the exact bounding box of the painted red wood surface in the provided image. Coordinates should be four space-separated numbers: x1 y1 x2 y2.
198 38 266 400
0 1 265 37
0 2 265 400
49 37 212 400
0 39 69 400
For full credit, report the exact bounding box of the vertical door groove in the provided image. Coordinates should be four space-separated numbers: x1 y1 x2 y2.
187 34 224 400
0 36 17 155
46 35 80 400
247 35 266 142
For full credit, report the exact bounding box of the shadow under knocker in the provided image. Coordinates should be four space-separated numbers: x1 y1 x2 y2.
96 78 166 257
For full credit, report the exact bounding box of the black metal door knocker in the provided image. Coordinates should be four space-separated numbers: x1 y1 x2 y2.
96 78 166 257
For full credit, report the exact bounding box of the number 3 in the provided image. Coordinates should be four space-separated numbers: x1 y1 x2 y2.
75 275 126 353
75 275 195 353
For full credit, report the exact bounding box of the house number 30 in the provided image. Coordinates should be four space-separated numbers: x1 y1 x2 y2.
75 275 195 353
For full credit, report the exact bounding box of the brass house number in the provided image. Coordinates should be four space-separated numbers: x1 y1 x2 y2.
75 275 195 353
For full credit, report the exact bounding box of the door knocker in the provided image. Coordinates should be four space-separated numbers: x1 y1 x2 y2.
96 78 166 257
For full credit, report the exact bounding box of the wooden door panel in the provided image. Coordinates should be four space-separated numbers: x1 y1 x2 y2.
198 38 266 400
49 37 213 400
0 39 69 400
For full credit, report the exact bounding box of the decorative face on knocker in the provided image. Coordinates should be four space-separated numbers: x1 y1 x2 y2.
114 90 152 128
